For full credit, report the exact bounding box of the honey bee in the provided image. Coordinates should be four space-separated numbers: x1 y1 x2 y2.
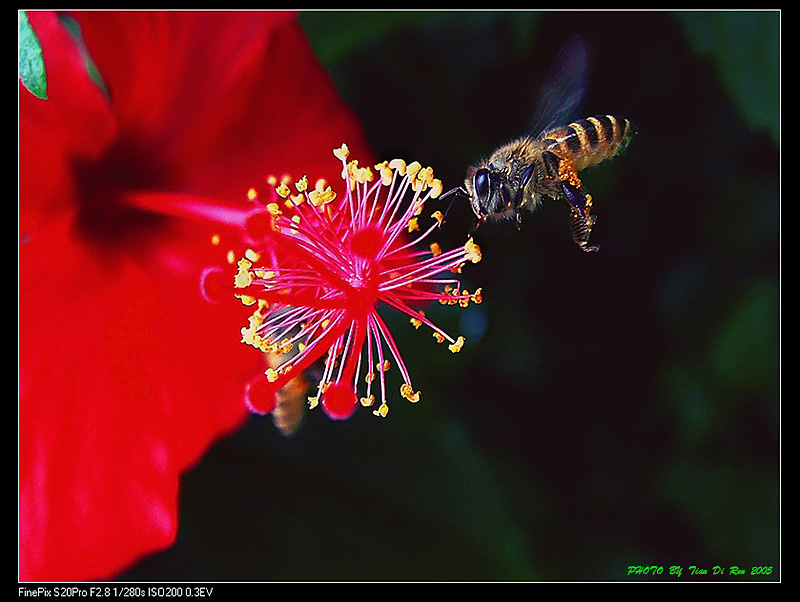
443 37 637 252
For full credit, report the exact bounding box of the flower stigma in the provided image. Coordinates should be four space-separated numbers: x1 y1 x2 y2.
233 144 483 421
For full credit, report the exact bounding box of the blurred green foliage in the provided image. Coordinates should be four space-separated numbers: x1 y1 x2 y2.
121 10 779 582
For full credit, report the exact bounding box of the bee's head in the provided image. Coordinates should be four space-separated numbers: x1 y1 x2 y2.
465 164 513 222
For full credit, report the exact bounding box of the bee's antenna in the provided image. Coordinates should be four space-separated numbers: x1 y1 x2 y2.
437 186 468 227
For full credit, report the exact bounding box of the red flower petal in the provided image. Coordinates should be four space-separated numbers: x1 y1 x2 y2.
19 11 372 581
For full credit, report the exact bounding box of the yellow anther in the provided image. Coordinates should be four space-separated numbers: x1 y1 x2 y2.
417 165 434 186
244 248 260 262
356 166 373 185
211 233 221 246
360 395 375 407
234 258 253 289
410 316 423 329
275 182 291 198
373 403 389 417
309 181 337 206
378 163 394 185
333 143 350 161
235 294 256 306
388 158 406 175
464 238 482 263
429 178 443 198
266 368 279 383
433 332 445 343
400 383 420 403
431 210 444 226
448 336 465 353
406 161 422 180
295 175 309 192
407 217 419 233
247 188 258 202
430 242 442 257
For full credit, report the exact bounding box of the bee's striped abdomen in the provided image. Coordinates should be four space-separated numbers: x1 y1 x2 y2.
541 115 637 171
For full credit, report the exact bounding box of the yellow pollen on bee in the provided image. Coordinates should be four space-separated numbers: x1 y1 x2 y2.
558 159 583 188
400 383 420 403
448 336 465 353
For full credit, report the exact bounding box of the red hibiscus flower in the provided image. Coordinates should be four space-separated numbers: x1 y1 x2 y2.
232 144 483 421
19 10 372 582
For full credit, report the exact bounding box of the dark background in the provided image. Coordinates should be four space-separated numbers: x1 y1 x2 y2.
121 10 779 582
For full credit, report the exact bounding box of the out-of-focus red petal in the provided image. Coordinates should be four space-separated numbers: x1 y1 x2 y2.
19 210 258 581
19 11 116 237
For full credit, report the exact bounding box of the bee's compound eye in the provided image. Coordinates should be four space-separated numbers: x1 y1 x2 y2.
474 168 490 202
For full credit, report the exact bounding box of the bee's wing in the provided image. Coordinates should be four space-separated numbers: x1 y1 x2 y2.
529 36 588 138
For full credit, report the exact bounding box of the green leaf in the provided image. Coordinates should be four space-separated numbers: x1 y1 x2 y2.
18 11 47 99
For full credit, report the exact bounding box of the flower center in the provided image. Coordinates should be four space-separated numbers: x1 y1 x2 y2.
349 225 383 260
72 137 171 245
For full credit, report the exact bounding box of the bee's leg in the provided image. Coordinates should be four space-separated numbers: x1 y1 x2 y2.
558 161 599 252
569 205 600 253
